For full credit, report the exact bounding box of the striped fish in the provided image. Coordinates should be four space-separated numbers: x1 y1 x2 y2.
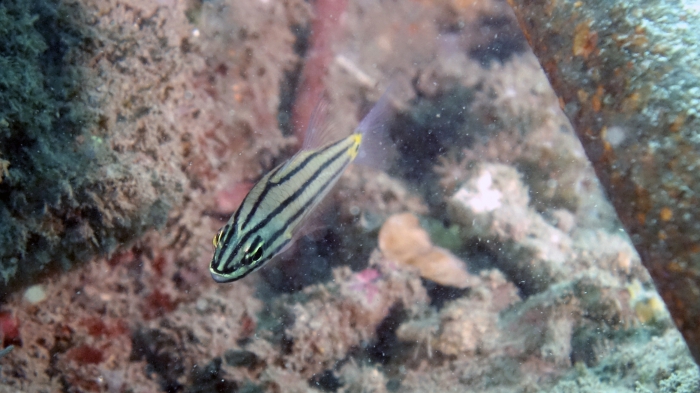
210 89 393 283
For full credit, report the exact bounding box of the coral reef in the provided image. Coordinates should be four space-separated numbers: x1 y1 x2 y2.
463 51 600 217
267 254 428 381
446 162 634 295
0 0 698 392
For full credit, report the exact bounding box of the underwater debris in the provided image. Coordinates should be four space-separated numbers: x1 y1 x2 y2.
507 0 700 362
378 212 477 289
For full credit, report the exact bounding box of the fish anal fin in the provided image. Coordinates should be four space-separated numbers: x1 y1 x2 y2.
276 96 343 177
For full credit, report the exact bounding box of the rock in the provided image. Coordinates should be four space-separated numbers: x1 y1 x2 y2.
378 213 477 289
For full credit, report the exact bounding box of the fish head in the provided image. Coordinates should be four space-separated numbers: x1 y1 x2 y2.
209 225 273 283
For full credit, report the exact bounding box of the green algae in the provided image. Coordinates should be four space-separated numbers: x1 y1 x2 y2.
0 0 97 285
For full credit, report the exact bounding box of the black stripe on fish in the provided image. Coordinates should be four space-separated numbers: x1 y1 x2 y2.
239 138 348 231
225 158 349 280
218 146 350 273
265 158 349 252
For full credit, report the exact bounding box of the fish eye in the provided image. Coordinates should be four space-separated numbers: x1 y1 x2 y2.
242 245 263 266
241 236 264 266
251 246 263 262
241 246 262 266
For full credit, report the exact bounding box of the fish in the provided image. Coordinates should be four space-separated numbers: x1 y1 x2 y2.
209 88 394 283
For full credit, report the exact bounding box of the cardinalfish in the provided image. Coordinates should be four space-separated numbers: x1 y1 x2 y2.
209 87 394 283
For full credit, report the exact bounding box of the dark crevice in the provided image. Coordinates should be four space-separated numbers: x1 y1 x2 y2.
468 16 526 65
308 369 343 392
130 327 186 392
365 303 407 365
423 279 471 310
187 358 239 393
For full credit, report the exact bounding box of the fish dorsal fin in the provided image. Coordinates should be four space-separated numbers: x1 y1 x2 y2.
302 96 341 150
276 96 341 179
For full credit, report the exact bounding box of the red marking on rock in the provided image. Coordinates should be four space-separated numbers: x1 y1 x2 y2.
66 345 104 365
112 319 130 337
80 317 108 337
79 317 129 338
240 313 257 338
152 254 167 276
108 250 135 267
142 290 178 320
0 311 21 347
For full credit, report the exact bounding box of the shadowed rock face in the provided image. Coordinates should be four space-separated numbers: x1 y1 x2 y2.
0 0 178 293
506 0 700 363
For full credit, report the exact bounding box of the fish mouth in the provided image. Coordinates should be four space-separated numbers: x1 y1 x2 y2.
211 271 233 283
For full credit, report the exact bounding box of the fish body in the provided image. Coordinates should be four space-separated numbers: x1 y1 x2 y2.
210 91 392 283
